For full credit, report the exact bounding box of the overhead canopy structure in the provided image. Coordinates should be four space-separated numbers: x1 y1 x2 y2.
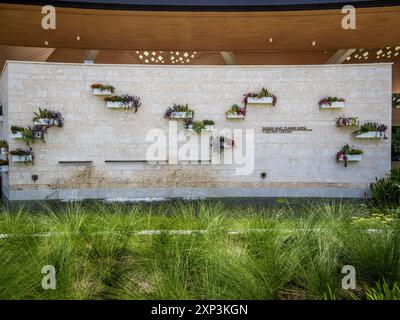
0 1 400 51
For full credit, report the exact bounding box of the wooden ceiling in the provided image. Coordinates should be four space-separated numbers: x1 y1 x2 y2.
0 3 400 51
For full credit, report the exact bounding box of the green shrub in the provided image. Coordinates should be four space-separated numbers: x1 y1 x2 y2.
370 168 400 208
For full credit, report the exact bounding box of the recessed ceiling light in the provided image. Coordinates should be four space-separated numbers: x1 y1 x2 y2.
312 41 316 46
44 41 49 46
76 36 80 41
269 37 273 43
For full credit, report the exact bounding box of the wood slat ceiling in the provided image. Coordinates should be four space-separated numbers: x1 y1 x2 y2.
0 4 400 51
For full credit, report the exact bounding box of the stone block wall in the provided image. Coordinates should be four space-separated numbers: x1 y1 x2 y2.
0 61 392 200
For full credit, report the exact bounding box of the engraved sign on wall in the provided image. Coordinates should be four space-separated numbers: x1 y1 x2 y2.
262 126 312 134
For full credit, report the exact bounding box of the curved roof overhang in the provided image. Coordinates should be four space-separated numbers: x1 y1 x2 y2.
0 1 399 51
2 0 400 11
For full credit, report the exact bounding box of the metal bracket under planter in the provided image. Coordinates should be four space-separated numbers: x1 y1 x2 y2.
247 97 273 105
11 155 32 162
11 132 23 139
34 118 58 126
93 88 112 96
106 101 124 109
226 113 245 120
355 131 382 139
170 111 193 119
338 154 362 162
320 101 345 109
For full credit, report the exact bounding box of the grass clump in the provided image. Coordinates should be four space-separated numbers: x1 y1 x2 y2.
0 200 399 300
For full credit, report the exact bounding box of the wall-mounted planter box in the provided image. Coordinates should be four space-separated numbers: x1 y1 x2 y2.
93 88 112 96
320 101 344 109
187 125 215 133
170 111 193 119
106 101 124 109
0 147 7 155
11 132 23 139
226 113 245 120
247 97 273 105
11 155 32 162
338 154 362 162
355 131 382 139
34 118 60 126
0 165 9 173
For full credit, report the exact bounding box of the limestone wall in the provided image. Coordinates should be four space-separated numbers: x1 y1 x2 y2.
0 62 392 200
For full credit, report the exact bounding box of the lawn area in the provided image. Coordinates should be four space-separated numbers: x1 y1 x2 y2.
0 200 399 300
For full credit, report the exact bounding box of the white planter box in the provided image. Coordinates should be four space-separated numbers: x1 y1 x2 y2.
187 125 214 133
247 96 273 105
338 154 362 162
11 155 32 162
11 132 23 139
226 113 245 119
355 131 382 139
93 88 112 96
0 165 9 173
320 101 344 109
171 111 193 119
34 118 59 126
106 101 124 108
0 147 7 155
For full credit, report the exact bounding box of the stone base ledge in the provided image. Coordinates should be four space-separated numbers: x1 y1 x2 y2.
3 187 368 201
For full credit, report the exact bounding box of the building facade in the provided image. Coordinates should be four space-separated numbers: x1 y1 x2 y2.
0 61 392 200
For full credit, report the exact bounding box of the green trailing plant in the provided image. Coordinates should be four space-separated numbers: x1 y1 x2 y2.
33 108 64 127
9 148 34 163
243 87 277 106
164 104 194 119
353 122 388 138
319 96 345 107
202 120 215 126
370 168 400 208
0 140 8 149
186 120 215 134
21 126 47 146
226 104 246 116
9 149 31 156
91 83 115 93
192 121 206 133
336 144 363 167
104 95 141 111
10 126 24 134
335 115 359 127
